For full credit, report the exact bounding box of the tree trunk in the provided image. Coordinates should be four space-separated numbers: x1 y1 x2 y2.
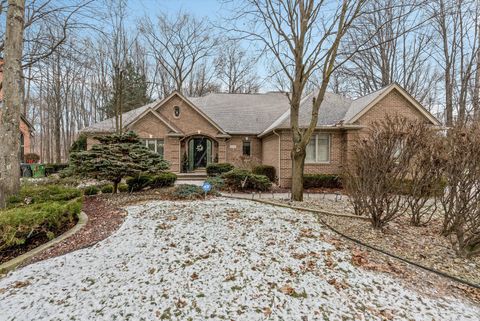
0 0 25 208
474 24 480 120
291 146 305 201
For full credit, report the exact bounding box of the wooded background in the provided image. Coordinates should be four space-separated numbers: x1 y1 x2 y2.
0 0 478 163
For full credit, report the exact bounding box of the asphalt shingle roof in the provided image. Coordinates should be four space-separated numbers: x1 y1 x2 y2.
82 84 424 136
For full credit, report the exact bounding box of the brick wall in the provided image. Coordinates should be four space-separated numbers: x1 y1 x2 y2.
225 135 262 164
261 132 279 179
19 120 32 156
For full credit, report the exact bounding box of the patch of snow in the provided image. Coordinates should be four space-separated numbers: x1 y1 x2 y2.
0 198 478 321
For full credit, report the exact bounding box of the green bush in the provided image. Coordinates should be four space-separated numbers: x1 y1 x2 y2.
205 176 225 190
303 174 342 189
126 174 154 192
0 198 82 251
83 186 99 196
70 134 88 153
252 165 276 182
150 172 177 188
169 184 216 200
221 169 272 191
118 183 129 193
7 185 82 207
45 164 69 176
101 184 114 194
206 163 234 176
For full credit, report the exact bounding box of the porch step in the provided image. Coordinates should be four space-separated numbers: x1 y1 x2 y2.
176 171 208 181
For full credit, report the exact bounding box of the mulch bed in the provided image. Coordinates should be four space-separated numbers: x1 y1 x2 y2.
21 196 126 267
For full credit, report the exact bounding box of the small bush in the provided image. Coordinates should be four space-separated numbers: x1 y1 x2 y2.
249 174 272 191
70 134 87 152
221 169 271 191
252 165 276 182
206 163 234 176
0 198 82 251
126 174 154 192
45 163 69 176
118 183 129 193
170 184 216 200
101 184 114 194
7 185 82 207
83 186 99 196
303 174 342 189
150 172 177 188
205 176 225 190
24 153 40 164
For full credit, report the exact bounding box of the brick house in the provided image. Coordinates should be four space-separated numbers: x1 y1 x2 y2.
0 58 34 162
82 83 440 187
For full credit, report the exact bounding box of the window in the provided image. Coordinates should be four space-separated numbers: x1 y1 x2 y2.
174 106 180 118
242 141 251 156
141 139 164 157
305 134 330 163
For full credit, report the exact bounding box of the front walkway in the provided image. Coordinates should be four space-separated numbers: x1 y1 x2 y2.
0 199 478 320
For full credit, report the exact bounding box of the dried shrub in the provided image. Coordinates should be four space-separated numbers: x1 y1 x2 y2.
344 117 434 228
232 155 262 171
436 124 480 258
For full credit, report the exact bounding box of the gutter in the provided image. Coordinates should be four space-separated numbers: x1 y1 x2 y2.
273 129 281 184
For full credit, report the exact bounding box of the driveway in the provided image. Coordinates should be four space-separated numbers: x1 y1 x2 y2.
0 199 478 320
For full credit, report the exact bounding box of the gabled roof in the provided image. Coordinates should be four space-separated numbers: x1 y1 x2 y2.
260 83 440 136
156 91 229 135
188 92 290 134
82 83 440 136
344 83 441 125
126 108 182 134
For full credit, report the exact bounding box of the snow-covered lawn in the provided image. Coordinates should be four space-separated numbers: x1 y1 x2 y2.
0 199 478 321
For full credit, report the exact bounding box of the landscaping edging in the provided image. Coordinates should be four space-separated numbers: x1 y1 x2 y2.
223 194 369 221
0 211 88 275
223 195 480 290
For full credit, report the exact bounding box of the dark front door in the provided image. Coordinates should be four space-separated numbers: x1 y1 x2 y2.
193 138 208 168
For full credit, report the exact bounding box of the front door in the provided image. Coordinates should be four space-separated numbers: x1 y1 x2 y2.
193 138 208 168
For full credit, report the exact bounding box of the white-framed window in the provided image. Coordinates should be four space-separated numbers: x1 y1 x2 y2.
141 139 164 157
305 133 330 163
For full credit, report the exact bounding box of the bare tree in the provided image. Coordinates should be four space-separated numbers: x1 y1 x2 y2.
431 0 479 126
140 11 217 95
0 0 24 208
230 0 365 200
341 0 440 105
214 40 260 93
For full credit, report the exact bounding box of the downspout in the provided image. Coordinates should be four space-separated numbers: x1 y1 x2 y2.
273 129 281 185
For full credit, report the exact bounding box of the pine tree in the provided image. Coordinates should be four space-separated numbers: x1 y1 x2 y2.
105 61 151 119
69 131 169 193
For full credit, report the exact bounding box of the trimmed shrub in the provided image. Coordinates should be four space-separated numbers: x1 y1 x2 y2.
70 134 87 152
83 186 99 196
205 176 225 190
150 172 177 188
118 183 129 193
0 198 82 251
101 184 114 194
303 174 342 189
221 169 272 191
206 163 234 176
45 163 69 176
252 165 276 182
169 184 216 200
7 185 82 207
24 153 40 164
126 174 154 192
